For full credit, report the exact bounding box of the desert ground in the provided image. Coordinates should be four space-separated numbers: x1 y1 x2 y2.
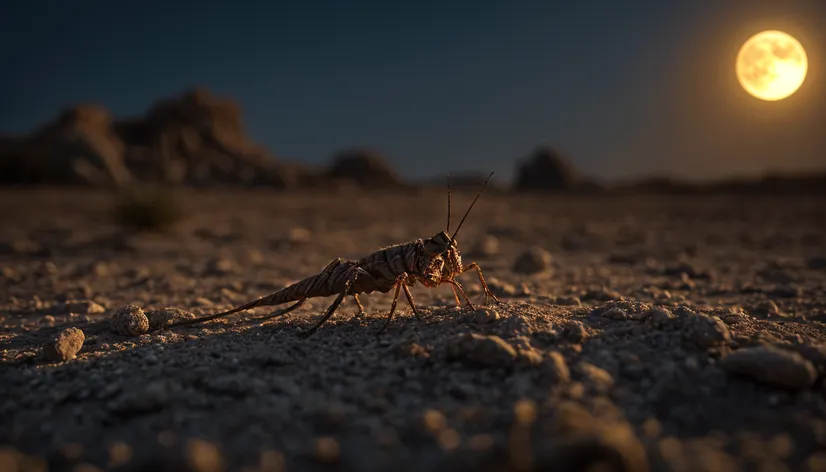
1 188 825 472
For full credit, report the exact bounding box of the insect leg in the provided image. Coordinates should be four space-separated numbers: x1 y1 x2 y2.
352 293 366 316
450 285 462 307
446 280 476 310
299 269 359 338
250 298 306 323
459 262 502 305
401 283 422 321
378 276 406 334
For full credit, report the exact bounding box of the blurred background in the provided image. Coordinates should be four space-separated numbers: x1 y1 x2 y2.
1 0 824 194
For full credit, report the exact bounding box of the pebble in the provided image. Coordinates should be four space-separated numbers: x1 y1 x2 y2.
720 345 817 390
288 227 312 245
563 320 589 343
448 333 518 367
601 307 628 321
512 246 552 274
313 437 339 463
545 351 571 382
645 307 675 327
206 257 236 276
468 307 501 324
682 313 731 350
577 362 614 394
146 307 196 331
470 235 500 257
750 300 786 318
62 300 106 315
555 295 582 307
42 327 85 362
110 305 150 336
184 438 224 472
422 409 447 433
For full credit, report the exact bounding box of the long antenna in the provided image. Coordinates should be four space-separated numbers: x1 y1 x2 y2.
451 172 493 240
446 173 452 233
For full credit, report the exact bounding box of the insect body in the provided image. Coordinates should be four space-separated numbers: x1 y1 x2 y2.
169 173 501 336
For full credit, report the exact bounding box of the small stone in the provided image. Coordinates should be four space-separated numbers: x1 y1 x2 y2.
146 307 196 331
206 257 235 276
63 300 106 315
555 295 582 307
749 300 786 318
437 429 461 451
184 438 224 472
110 305 149 336
601 307 628 321
394 341 430 359
470 235 500 257
513 246 552 274
577 362 614 393
43 327 85 362
545 351 571 382
517 346 544 366
583 287 623 302
288 227 312 245
469 307 500 324
448 333 518 367
422 409 447 433
314 437 340 463
719 307 748 325
487 278 531 297
107 441 133 468
645 307 675 327
513 399 538 424
563 320 589 343
790 344 826 374
682 314 730 350
195 297 214 306
720 345 817 390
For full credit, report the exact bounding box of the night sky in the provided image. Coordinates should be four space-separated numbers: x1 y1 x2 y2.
1 0 824 182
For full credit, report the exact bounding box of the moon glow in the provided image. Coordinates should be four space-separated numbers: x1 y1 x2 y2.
736 30 808 101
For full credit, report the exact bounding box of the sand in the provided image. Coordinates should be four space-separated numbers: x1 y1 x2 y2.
1 188 825 472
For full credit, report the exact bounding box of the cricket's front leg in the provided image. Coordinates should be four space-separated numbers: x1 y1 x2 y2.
459 262 502 305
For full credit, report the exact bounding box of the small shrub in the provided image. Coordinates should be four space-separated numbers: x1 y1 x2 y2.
113 186 184 232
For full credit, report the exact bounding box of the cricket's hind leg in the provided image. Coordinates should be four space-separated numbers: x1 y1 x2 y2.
298 265 369 338
249 298 307 323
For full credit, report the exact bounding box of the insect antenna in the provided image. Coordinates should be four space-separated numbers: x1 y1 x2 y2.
446 173 452 233
451 171 494 240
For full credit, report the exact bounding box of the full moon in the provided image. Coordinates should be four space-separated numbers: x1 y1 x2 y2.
736 30 808 101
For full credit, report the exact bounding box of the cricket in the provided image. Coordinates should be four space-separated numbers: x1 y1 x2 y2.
169 172 503 336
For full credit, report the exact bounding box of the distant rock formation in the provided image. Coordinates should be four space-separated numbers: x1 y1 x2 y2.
0 105 130 186
513 146 599 193
0 88 296 187
326 148 403 187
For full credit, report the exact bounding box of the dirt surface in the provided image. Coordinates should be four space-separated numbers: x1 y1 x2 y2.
1 188 825 472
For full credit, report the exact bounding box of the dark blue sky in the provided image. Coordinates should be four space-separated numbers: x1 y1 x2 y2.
2 0 824 182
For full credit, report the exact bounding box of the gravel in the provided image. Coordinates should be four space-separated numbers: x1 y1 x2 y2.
1 189 825 472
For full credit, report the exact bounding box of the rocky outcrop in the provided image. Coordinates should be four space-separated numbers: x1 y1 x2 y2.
0 88 293 187
326 148 403 187
513 146 597 193
0 105 130 186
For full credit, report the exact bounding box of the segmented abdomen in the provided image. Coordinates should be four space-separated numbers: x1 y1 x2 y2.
357 240 424 281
